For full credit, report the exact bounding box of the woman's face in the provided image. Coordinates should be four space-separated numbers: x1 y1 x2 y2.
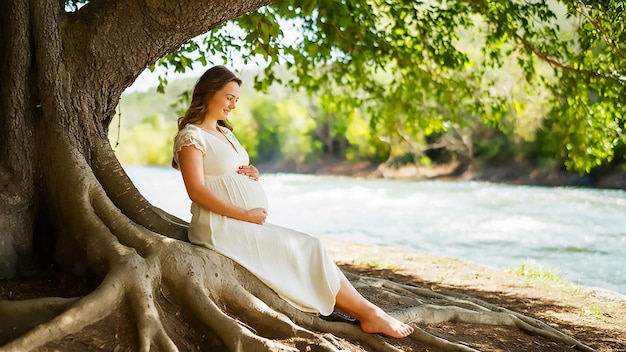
206 81 240 121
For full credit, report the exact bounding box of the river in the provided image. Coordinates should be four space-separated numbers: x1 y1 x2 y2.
126 166 626 295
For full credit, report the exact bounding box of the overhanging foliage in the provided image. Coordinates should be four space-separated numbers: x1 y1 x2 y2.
151 0 624 173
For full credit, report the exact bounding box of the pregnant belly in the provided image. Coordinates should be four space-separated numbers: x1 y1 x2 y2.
205 173 269 210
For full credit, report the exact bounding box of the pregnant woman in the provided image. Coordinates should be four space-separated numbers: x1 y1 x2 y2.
172 65 413 338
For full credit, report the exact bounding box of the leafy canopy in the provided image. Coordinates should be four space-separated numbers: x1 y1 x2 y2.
147 0 624 173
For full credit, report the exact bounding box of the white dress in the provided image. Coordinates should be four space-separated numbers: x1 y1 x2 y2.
173 124 341 315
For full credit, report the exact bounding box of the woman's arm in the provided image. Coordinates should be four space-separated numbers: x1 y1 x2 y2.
177 146 267 224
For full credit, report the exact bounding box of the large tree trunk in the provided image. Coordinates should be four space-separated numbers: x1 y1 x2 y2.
0 0 272 279
0 0 37 279
0 0 598 350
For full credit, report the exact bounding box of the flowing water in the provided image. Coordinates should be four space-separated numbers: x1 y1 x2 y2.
126 166 626 295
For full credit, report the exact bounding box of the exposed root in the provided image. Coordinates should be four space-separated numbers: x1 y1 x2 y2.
410 325 479 352
178 283 298 352
0 273 123 352
2 228 597 352
1 233 598 352
0 297 79 338
307 318 403 352
223 284 341 351
125 257 177 352
92 143 188 242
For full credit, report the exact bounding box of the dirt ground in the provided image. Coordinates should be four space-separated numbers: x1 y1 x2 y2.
1 237 625 351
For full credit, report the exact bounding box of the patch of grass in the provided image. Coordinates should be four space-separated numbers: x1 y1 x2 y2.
581 306 607 322
351 259 396 269
508 263 566 285
510 263 595 299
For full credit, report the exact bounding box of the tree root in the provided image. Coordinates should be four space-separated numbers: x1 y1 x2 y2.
0 235 598 352
0 297 79 339
0 222 598 352
1 272 122 351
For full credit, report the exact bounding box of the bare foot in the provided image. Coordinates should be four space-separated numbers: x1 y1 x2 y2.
358 307 414 338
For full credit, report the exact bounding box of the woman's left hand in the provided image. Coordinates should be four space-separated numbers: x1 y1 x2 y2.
238 165 260 181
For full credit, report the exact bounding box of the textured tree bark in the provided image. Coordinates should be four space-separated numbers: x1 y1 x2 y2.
0 0 37 279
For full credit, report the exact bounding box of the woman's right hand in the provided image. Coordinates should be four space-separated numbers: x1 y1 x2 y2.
246 208 268 224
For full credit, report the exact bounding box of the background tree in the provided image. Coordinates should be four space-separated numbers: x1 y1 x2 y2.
0 0 619 350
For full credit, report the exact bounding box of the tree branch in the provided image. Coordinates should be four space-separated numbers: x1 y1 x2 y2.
514 33 624 84
64 0 277 96
575 0 626 61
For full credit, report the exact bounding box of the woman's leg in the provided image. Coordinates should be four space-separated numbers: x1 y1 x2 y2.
334 274 414 338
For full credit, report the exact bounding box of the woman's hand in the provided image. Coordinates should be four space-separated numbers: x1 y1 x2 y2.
246 207 268 224
238 165 260 181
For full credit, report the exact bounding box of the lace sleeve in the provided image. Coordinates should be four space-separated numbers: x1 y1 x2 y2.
173 128 205 168
175 132 205 154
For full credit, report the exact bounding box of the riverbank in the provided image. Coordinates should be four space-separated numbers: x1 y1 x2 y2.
257 158 626 190
322 237 626 351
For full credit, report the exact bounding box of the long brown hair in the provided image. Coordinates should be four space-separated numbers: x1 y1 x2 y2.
172 66 242 168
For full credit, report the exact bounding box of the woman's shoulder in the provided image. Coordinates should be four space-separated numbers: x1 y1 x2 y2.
174 124 206 153
180 123 202 133
176 124 205 139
